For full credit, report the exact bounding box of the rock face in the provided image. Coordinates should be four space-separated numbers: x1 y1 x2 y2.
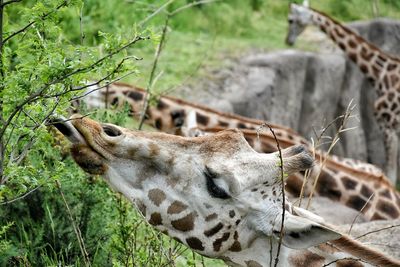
180 18 400 172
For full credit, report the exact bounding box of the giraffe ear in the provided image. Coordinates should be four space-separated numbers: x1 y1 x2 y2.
277 213 341 249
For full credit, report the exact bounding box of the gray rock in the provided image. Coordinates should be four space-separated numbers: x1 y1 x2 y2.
180 19 400 172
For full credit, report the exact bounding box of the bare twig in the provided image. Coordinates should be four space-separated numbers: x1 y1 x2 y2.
138 0 174 27
348 193 375 235
355 223 400 240
322 257 365 267
256 123 285 267
305 100 356 209
169 0 221 16
0 185 42 205
56 180 91 267
138 16 169 130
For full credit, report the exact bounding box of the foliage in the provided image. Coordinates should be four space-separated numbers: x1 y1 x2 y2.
1 0 399 266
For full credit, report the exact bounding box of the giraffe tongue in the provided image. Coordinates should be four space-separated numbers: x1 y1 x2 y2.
50 117 87 145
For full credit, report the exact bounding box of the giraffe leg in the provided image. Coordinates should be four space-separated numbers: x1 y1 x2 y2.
384 129 398 185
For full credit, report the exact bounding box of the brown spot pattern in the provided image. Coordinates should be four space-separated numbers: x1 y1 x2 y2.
148 188 166 207
213 232 230 252
316 171 342 201
289 251 325 267
196 112 210 125
171 212 195 231
229 210 235 218
186 237 204 251
205 213 218 221
204 222 223 237
167 201 188 214
346 196 367 211
156 99 168 110
127 91 144 101
229 241 241 252
377 200 399 218
380 189 392 199
149 212 162 226
341 176 357 190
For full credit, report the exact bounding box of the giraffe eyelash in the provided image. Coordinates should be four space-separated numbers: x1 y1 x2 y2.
204 166 231 199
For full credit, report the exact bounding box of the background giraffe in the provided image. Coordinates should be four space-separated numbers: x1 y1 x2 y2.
52 115 400 267
76 82 400 221
286 2 400 185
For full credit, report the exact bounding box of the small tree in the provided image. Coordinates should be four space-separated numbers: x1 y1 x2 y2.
0 0 148 202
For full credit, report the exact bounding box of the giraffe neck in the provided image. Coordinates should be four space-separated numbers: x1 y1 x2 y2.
223 234 399 267
309 8 399 94
85 82 305 143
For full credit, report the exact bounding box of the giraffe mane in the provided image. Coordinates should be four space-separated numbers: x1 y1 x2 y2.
309 7 400 63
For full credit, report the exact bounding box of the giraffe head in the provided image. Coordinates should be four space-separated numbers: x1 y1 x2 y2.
286 2 313 45
53 115 342 265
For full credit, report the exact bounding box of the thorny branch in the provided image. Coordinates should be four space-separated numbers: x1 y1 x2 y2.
256 123 285 267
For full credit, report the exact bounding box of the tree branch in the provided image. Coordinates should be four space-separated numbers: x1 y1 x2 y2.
1 0 22 8
3 0 69 44
0 35 148 140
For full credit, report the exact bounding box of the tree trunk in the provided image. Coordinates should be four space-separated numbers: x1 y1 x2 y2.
0 0 4 183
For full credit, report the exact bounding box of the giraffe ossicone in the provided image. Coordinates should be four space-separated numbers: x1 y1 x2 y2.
52 115 400 266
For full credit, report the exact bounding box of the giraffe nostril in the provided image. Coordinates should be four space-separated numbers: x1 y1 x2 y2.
102 125 122 137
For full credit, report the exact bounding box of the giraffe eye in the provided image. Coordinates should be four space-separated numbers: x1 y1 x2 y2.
102 125 122 137
204 166 231 199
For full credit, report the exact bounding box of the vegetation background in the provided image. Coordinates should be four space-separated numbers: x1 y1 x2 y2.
0 0 399 266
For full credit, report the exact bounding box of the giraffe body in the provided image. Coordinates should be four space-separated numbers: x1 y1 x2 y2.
286 3 400 185
53 115 400 267
79 82 400 221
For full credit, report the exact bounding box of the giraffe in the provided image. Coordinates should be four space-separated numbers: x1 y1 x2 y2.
52 115 400 267
78 82 400 221
286 2 400 185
